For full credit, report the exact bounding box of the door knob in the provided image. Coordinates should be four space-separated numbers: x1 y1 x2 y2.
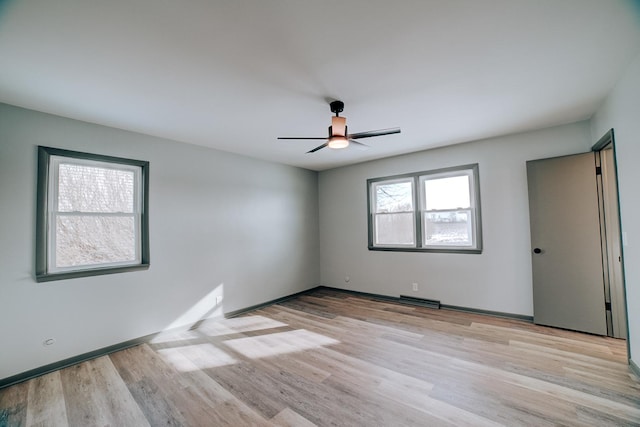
533 248 542 254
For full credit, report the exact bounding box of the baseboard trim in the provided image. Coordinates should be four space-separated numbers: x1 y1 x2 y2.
316 286 401 304
399 295 441 309
630 358 640 378
317 285 533 322
440 303 534 322
0 333 155 390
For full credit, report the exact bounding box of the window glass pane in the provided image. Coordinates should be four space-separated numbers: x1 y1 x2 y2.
424 175 470 210
55 215 137 268
58 163 135 213
375 213 415 245
424 211 472 246
375 181 413 213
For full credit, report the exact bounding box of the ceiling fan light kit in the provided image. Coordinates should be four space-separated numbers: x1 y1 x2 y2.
277 100 400 154
328 135 349 149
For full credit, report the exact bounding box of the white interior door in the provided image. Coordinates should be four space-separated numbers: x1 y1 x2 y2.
527 152 607 335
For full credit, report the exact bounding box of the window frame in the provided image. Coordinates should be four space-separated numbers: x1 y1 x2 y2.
36 146 150 282
370 176 417 248
367 164 482 254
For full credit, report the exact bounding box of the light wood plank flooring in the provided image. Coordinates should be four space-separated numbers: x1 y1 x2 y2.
1 288 638 426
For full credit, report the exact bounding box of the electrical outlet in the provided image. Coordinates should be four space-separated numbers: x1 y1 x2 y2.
216 295 223 304
412 283 418 291
345 276 350 283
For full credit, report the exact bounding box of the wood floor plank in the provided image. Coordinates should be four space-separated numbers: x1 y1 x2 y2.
59 356 149 427
25 371 68 426
109 344 192 426
375 378 504 427
261 353 332 385
208 361 292 419
253 353 443 427
112 343 271 426
271 407 317 427
451 357 640 424
0 380 28 426
156 341 275 426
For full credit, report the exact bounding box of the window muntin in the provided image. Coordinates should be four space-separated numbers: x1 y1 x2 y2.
36 147 149 281
368 164 482 253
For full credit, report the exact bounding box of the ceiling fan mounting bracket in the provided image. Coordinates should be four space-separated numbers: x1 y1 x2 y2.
330 100 344 116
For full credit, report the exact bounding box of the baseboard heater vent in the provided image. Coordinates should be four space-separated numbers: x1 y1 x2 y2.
399 295 441 309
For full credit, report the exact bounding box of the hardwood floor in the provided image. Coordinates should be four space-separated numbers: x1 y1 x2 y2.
1 288 638 426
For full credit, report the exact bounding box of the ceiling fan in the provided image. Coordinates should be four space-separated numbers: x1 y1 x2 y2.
277 100 401 153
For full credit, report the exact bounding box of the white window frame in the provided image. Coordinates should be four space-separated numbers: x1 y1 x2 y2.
36 146 150 282
370 177 416 248
367 164 482 254
419 167 478 250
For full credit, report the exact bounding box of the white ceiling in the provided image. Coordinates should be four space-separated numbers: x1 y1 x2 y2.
1 1 639 171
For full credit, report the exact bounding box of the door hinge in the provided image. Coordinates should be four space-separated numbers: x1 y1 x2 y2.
605 302 612 311
595 166 602 175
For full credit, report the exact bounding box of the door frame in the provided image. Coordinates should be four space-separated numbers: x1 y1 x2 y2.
592 129 630 354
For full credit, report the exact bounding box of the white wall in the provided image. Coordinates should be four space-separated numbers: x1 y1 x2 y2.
319 122 592 316
0 103 319 380
591 51 640 366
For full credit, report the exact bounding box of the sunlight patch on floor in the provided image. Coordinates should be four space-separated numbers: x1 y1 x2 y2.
223 329 339 359
150 329 202 344
199 315 288 337
158 343 237 372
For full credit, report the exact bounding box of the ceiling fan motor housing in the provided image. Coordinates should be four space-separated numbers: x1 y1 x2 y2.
330 100 344 115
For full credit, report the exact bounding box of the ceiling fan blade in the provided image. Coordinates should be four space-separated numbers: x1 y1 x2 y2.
349 139 370 150
348 127 401 140
307 142 328 153
331 116 346 136
278 136 327 140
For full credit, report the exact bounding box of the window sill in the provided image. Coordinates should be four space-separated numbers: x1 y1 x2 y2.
368 246 482 254
35 264 150 282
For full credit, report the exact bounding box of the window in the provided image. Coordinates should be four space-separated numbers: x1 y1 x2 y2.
370 178 416 247
367 164 482 253
36 147 149 281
